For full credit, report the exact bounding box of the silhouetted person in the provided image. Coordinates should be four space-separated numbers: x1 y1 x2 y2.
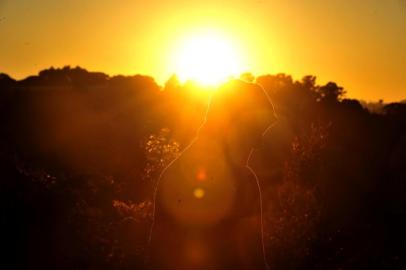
149 80 276 270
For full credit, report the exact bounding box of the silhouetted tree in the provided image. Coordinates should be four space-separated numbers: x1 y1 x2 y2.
317 82 346 103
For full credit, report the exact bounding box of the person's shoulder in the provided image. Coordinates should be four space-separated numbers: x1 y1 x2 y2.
237 166 260 190
240 165 258 180
158 158 180 184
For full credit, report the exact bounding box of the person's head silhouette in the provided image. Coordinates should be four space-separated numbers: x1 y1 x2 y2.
202 79 276 159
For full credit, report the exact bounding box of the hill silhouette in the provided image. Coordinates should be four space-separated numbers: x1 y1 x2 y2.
0 66 405 269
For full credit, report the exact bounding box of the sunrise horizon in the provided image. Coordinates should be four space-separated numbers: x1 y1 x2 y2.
1 1 405 102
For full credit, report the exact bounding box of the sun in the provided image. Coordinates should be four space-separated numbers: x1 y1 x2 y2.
171 30 246 87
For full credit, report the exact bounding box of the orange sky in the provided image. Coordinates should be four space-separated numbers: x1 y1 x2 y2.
0 0 405 101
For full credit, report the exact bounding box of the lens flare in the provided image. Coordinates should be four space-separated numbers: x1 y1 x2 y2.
196 169 207 181
193 188 205 199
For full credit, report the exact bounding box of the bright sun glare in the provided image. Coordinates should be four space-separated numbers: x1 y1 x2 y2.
172 31 246 86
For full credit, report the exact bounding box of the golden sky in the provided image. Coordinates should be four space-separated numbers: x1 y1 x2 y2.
1 0 405 101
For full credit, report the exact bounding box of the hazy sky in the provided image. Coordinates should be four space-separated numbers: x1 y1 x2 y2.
1 0 405 101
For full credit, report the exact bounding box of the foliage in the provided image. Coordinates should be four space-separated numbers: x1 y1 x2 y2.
0 67 405 269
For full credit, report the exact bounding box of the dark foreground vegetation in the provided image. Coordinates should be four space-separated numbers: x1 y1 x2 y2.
1 66 405 269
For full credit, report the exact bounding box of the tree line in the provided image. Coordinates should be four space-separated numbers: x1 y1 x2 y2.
0 66 405 269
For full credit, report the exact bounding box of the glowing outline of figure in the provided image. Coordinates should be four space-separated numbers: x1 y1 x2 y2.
147 80 277 270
